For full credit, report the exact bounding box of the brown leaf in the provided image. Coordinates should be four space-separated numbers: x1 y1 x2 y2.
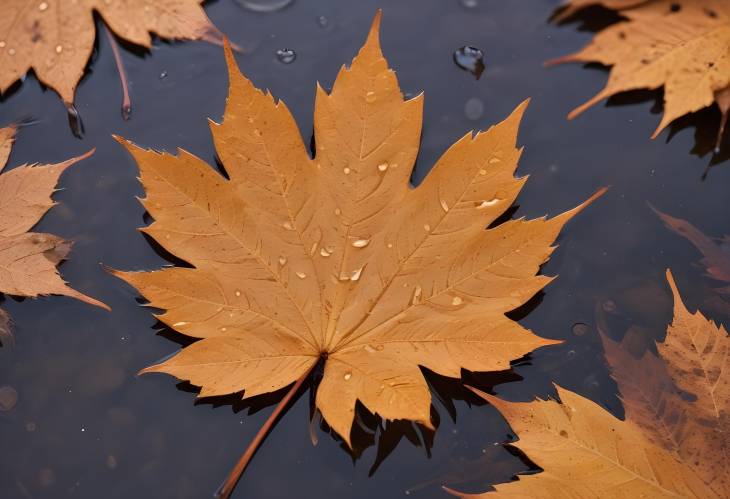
462 384 718 498
0 125 15 172
549 0 730 139
0 0 223 105
552 0 649 22
0 308 11 348
0 126 109 338
459 270 728 498
651 204 730 294
115 13 604 446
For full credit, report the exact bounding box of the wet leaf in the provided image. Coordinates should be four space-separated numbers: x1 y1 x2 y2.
550 0 730 141
0 126 109 340
460 270 727 498
0 0 224 106
114 13 604 445
552 0 649 22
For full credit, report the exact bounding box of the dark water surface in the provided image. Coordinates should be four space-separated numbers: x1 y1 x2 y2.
1 0 729 498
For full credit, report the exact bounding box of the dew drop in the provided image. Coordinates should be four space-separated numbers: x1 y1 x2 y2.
235 290 241 297
278 256 287 266
479 169 487 175
320 247 331 257
460 0 479 7
276 48 297 64
220 327 228 332
55 45 63 54
377 162 388 172
0 42 5 48
351 238 370 248
39 2 48 11
343 167 351 175
440 199 449 212
159 70 168 79
453 46 485 79
8 48 16 56
489 157 501 164
387 243 393 248
282 220 294 230
423 224 431 232
343 372 352 381
452 296 463 306
365 91 376 103
350 267 363 281
173 321 188 327
334 207 342 216
296 271 307 279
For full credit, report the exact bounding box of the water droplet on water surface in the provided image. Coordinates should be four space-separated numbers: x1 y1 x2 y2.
453 46 486 79
316 15 330 29
276 48 297 64
464 97 484 120
235 0 293 12
0 386 18 411
460 0 479 8
571 322 589 336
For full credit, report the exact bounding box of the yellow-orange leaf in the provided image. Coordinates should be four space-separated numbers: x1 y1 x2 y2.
0 126 108 340
552 0 649 22
550 0 730 139
465 384 717 498
461 270 728 498
0 0 223 105
115 13 603 446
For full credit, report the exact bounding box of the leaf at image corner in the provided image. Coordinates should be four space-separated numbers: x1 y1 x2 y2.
549 0 730 142
0 0 224 106
0 126 109 339
114 12 606 447
456 270 727 498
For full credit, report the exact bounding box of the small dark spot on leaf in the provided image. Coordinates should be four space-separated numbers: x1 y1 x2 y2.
669 3 681 12
705 8 717 18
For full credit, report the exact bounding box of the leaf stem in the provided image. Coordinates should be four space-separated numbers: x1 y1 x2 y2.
214 361 316 499
103 25 131 120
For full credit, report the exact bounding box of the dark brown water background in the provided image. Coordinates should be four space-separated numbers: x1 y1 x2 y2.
1 0 729 497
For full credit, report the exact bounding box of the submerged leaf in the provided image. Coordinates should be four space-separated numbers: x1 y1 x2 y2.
651 204 730 296
116 13 603 445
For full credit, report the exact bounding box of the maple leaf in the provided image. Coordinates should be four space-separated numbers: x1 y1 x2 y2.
549 0 730 141
113 13 604 490
0 125 109 341
454 270 727 498
598 270 729 496
0 0 223 107
651 204 730 297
